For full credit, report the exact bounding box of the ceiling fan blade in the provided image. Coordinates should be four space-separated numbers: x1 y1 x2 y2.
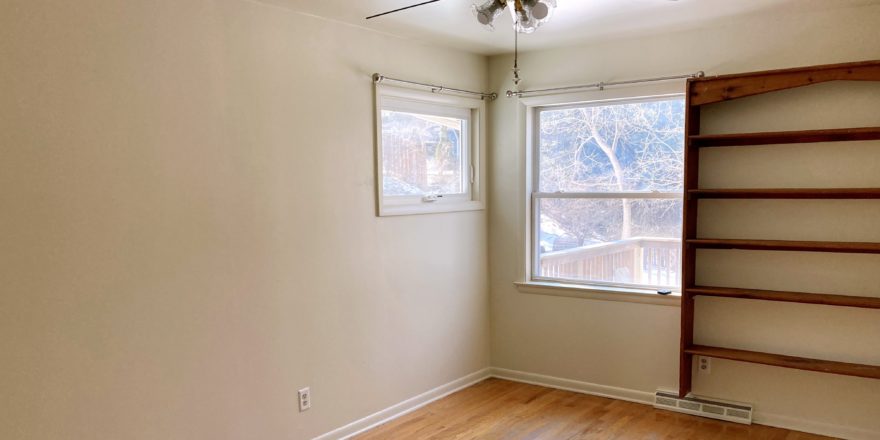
365 0 442 20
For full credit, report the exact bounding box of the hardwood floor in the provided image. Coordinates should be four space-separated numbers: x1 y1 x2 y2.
354 378 835 440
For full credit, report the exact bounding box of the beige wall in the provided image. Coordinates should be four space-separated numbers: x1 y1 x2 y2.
5 0 880 439
0 1 489 439
488 3 880 438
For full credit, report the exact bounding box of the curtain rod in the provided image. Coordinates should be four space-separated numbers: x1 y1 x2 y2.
506 71 705 98
373 73 498 101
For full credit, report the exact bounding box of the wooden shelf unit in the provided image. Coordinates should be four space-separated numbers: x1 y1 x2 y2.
679 60 880 398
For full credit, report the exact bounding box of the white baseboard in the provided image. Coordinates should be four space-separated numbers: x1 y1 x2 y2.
315 366 879 440
488 367 655 405
756 412 879 440
312 368 492 440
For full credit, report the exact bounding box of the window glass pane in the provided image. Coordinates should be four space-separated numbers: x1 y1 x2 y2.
538 99 685 193
381 110 465 196
537 198 682 288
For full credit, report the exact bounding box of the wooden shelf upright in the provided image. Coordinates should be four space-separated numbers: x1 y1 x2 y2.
679 60 880 398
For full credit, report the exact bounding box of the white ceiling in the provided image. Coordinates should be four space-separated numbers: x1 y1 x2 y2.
262 0 877 55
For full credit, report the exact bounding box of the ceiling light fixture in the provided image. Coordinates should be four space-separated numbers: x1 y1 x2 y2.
471 0 557 91
366 1 556 33
366 0 559 91
472 0 557 33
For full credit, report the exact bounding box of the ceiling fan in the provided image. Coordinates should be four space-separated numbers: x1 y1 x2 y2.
366 0 558 34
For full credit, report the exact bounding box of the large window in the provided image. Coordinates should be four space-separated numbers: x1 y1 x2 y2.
375 86 484 216
532 97 685 292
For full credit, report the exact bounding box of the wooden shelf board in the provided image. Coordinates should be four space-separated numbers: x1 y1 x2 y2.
685 345 880 380
688 127 880 147
688 60 880 106
688 286 880 309
688 188 880 199
687 238 880 254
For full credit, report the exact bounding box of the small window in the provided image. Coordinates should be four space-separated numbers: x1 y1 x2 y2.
532 96 685 291
375 85 484 216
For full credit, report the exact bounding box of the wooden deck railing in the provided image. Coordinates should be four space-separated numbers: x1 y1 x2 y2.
539 237 680 287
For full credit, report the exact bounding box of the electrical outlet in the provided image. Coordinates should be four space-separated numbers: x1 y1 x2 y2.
698 356 711 374
298 387 311 412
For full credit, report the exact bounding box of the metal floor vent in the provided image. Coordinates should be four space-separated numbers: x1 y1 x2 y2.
654 390 753 425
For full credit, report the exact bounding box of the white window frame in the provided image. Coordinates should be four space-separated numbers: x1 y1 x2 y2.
519 82 686 300
375 84 486 217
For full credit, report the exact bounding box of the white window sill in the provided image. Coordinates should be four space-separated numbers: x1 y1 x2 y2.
379 200 484 217
514 281 681 307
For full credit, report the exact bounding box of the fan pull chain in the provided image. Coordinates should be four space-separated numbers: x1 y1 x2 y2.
512 18 521 90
